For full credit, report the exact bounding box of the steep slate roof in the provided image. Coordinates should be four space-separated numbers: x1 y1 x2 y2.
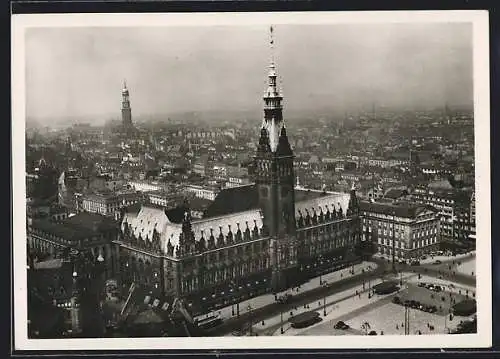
160 210 262 254
121 203 263 257
188 197 213 211
31 219 89 241
204 184 259 218
294 188 329 202
123 205 172 242
295 192 350 219
384 188 409 200
63 212 117 232
359 201 438 219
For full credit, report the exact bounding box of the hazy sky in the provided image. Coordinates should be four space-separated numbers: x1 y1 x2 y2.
25 23 473 122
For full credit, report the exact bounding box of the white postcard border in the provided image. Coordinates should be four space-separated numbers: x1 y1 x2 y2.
12 10 491 350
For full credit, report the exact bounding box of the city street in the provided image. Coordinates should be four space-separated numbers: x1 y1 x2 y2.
208 252 476 337
207 258 391 336
270 273 473 336
195 261 377 323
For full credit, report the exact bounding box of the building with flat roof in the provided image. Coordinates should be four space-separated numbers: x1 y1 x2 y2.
81 190 143 219
359 200 440 260
411 187 474 248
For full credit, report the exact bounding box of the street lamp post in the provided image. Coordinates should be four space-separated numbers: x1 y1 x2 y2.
404 304 410 335
248 304 253 336
445 308 448 333
323 281 327 316
392 211 397 273
319 255 323 285
280 309 284 334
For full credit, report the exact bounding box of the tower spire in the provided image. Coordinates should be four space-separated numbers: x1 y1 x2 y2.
261 25 285 153
121 79 132 131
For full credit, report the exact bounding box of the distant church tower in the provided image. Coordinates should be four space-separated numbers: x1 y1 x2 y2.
254 26 297 292
121 80 133 132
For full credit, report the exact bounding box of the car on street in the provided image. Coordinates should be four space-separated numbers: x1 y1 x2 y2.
334 321 350 330
433 260 442 265
278 293 293 304
410 260 420 266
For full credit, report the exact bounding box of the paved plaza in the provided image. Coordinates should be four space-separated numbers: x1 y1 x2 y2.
263 270 475 336
454 258 476 277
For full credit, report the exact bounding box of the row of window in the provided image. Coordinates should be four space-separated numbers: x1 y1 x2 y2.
180 260 270 293
304 238 353 255
377 236 438 249
412 228 438 239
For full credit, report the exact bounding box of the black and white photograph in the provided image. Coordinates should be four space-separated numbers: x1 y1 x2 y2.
12 11 491 350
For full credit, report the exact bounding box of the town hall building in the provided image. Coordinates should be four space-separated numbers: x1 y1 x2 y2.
113 28 362 315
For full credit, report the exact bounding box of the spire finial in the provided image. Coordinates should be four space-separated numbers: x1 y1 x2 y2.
123 79 127 89
270 25 274 47
269 25 275 65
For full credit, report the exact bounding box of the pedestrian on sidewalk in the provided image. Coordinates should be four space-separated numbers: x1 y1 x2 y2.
396 324 399 330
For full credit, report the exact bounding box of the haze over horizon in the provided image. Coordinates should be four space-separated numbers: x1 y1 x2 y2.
25 23 473 125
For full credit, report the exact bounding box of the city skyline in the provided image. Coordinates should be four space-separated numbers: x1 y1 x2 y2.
25 23 473 124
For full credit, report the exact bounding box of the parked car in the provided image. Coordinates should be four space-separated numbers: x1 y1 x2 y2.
433 260 442 265
278 294 293 304
427 284 442 292
334 321 350 330
368 330 378 335
410 260 420 266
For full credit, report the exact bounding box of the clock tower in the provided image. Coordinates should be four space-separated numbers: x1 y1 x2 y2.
121 80 133 132
254 26 298 292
